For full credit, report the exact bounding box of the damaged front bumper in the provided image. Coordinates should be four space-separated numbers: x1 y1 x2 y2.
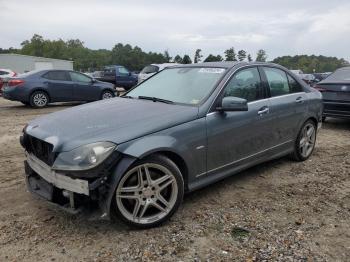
24 152 116 218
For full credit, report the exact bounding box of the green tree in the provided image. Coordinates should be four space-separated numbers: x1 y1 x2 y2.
182 55 192 64
224 47 237 61
21 34 45 57
272 55 349 73
247 54 252 62
164 50 172 62
237 50 247 61
194 49 203 63
256 49 267 62
174 55 183 63
204 54 223 62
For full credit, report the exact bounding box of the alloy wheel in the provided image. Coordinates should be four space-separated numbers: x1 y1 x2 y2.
102 91 113 99
33 93 48 107
299 123 316 158
116 163 178 225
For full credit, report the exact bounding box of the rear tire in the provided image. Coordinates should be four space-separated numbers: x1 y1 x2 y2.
30 91 49 108
114 154 184 229
290 120 317 161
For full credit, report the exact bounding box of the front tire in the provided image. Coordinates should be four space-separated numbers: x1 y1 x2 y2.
114 155 184 228
291 120 317 161
30 91 49 108
101 90 115 100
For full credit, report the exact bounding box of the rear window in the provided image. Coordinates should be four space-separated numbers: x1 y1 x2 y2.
18 70 42 77
141 65 159 74
325 68 350 82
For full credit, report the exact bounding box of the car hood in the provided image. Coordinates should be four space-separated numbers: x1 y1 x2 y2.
25 98 199 152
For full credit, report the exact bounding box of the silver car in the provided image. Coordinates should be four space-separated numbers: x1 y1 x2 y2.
138 63 179 83
21 62 322 228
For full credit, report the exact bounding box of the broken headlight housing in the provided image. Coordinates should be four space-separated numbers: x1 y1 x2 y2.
52 142 116 171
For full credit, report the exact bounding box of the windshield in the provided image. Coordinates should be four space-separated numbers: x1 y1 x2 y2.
141 65 159 74
127 67 226 105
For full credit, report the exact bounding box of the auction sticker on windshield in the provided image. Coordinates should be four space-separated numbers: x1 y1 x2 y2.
198 68 226 74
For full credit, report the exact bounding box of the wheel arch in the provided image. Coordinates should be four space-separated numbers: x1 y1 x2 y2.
308 116 318 127
142 150 189 191
30 88 51 102
100 88 115 98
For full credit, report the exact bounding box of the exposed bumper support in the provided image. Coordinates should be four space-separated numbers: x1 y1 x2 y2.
26 152 90 196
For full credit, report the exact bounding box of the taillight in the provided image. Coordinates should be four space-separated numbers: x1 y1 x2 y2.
8 79 25 87
13 72 17 77
313 85 327 92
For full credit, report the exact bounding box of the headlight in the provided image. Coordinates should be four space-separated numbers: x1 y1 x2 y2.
52 142 116 171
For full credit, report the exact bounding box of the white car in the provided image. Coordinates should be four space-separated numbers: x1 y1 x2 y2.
138 63 178 83
0 69 17 78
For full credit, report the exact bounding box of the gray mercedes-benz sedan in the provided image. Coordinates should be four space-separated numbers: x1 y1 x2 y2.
21 62 323 228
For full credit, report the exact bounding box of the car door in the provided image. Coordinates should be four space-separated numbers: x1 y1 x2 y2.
260 66 308 145
43 71 74 102
69 72 99 101
116 66 133 87
206 66 273 174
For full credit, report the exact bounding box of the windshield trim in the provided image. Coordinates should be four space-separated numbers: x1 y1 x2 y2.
124 66 228 107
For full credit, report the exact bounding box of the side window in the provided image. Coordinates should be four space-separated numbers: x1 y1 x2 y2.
0 71 7 75
223 67 263 102
104 66 115 74
118 67 130 75
69 72 92 83
287 74 303 93
43 71 70 81
263 67 290 97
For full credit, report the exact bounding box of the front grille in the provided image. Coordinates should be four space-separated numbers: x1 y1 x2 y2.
23 134 55 166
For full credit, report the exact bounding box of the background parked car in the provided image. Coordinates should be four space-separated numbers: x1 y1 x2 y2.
312 72 331 83
0 68 17 78
138 63 178 83
100 65 137 90
2 69 115 107
314 67 350 120
0 69 17 96
299 74 316 86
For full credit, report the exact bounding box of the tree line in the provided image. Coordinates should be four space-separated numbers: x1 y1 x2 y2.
0 34 348 73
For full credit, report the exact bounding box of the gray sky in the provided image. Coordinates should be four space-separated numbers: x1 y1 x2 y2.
1 0 350 61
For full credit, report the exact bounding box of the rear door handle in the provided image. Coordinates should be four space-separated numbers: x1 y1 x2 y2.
258 106 269 115
295 97 304 103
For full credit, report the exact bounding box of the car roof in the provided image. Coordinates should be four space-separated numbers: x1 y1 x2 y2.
170 61 284 70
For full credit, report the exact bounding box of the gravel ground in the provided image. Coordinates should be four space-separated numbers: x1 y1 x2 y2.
0 97 349 261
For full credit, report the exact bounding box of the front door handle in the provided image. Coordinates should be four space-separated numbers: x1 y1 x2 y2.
295 97 304 103
258 106 269 115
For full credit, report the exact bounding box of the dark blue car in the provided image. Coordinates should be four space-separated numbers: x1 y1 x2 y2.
100 65 138 90
2 69 116 108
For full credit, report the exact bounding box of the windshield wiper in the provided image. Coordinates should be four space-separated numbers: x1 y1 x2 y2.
138 96 174 104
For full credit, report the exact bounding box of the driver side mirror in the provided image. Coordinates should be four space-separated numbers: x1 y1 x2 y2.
216 97 248 112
